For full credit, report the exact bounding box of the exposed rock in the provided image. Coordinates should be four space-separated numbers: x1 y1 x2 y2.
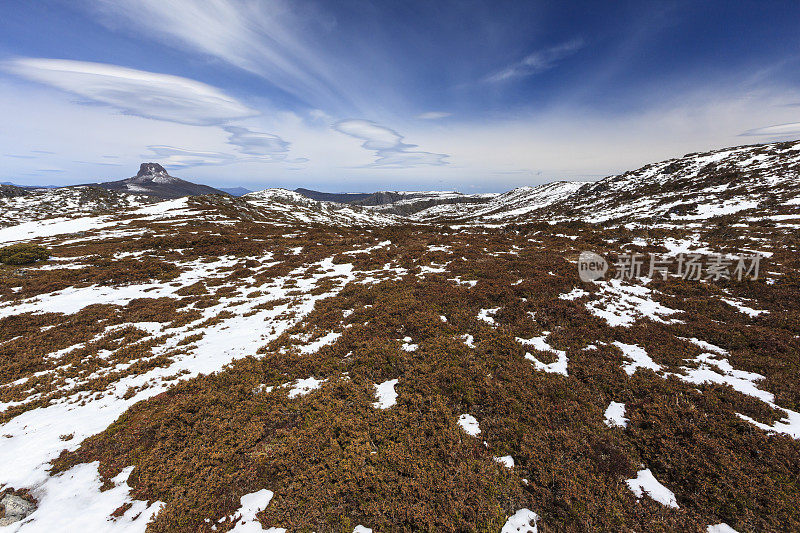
293 187 371 204
85 163 229 199
0 494 36 526
136 162 168 177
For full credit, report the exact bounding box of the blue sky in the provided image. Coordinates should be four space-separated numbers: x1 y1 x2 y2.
1 0 799 192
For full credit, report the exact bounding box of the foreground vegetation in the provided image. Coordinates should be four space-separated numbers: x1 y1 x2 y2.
0 194 796 531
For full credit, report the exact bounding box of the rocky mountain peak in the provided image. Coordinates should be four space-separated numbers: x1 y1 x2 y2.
136 162 168 178
86 163 227 198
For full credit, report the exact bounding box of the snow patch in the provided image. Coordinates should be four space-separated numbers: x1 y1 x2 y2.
737 407 800 439
0 216 116 245
517 334 568 376
299 331 341 354
679 353 773 403
613 341 661 376
288 377 325 399
625 468 679 508
721 298 768 318
501 508 539 533
477 307 500 325
458 414 480 436
228 489 285 533
494 455 514 468
401 337 418 352
559 288 589 300
587 280 681 327
373 379 399 409
604 402 628 428
7 462 163 532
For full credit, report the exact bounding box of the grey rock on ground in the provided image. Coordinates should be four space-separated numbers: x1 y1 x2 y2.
0 494 36 526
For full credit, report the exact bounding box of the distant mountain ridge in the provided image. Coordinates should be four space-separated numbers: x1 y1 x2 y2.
243 188 401 226
406 181 589 222
5 139 799 225
88 163 228 199
1 182 60 189
220 186 252 197
357 191 496 215
293 188 372 203
251 139 800 225
0 184 29 198
294 188 497 215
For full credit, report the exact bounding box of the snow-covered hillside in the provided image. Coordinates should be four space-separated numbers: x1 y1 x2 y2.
410 181 589 223
243 188 403 226
361 190 497 216
0 186 155 228
544 140 800 223
360 140 800 225
7 140 799 232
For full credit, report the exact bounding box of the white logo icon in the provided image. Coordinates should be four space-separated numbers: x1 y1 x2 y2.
578 251 608 282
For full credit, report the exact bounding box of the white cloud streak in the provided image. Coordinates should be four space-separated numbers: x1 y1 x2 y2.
486 38 584 83
3 61 798 191
333 119 448 168
144 146 238 168
224 126 290 157
2 58 309 169
3 58 256 126
416 111 452 120
145 126 302 170
88 0 353 110
741 122 800 136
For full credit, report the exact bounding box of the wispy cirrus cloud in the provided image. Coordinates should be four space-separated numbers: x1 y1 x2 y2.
87 0 352 110
740 122 800 136
3 58 256 126
333 119 448 168
486 38 584 83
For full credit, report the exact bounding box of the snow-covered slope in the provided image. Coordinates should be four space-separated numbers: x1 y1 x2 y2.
245 188 317 206
357 190 497 216
410 181 589 223
0 186 155 228
402 140 800 225
7 140 799 231
545 140 800 223
243 188 403 226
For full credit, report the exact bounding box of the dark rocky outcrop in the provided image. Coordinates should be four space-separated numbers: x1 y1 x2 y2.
88 163 228 199
294 188 372 204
